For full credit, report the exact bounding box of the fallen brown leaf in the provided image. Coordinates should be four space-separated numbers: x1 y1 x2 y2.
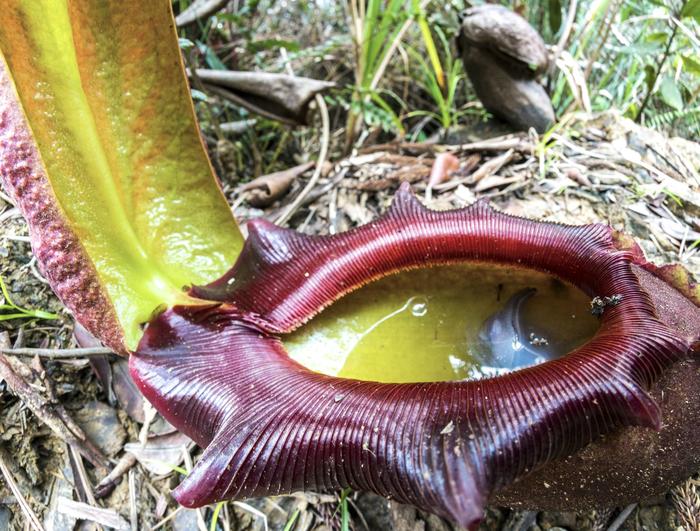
428 153 460 188
242 161 315 207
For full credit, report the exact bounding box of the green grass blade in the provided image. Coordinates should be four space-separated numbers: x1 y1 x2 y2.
283 509 300 531
210 502 225 531
416 12 444 90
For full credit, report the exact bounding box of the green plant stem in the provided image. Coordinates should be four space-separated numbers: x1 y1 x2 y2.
340 488 351 531
210 502 224 531
636 19 679 122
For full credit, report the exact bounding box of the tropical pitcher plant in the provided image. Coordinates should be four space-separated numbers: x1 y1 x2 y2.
0 1 698 529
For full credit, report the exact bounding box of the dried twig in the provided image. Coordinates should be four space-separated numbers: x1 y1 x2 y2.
434 149 517 192
129 469 138 531
549 0 578 78
358 141 439 155
453 135 531 154
151 506 185 530
2 346 113 359
606 504 637 531
0 353 109 471
222 503 232 531
276 96 331 226
69 445 99 508
175 0 228 27
240 162 316 207
182 447 208 531
470 149 517 184
0 451 45 531
95 453 137 499
556 52 592 113
233 501 270 531
636 17 679 122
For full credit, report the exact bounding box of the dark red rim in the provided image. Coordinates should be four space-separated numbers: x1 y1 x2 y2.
131 184 688 529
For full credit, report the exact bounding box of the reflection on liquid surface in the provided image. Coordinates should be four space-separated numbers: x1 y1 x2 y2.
284 264 599 383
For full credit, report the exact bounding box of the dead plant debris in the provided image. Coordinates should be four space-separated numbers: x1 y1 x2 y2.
0 112 698 531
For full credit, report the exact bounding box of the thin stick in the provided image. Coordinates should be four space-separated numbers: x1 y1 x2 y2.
549 0 578 78
276 95 331 226
607 504 637 531
671 17 700 48
151 506 184 530
233 501 269 531
128 469 138 531
68 448 105 531
369 17 414 91
70 446 98 507
181 448 208 531
583 0 620 82
274 48 332 227
0 452 45 531
434 149 515 192
0 354 109 470
453 136 530 153
369 0 430 91
222 503 232 531
636 18 678 122
175 0 228 28
95 453 137 498
1 347 113 359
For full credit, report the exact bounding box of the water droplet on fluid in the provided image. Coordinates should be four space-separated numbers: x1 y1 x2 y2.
411 298 428 317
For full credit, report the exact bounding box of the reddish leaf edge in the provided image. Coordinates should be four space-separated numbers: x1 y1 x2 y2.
130 183 694 529
0 56 125 353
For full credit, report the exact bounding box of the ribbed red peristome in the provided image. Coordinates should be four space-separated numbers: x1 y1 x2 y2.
130 183 689 529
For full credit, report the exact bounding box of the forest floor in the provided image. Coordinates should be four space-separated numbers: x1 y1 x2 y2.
0 111 699 530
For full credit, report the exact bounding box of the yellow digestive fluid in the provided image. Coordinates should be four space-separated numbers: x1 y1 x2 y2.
284 264 599 383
